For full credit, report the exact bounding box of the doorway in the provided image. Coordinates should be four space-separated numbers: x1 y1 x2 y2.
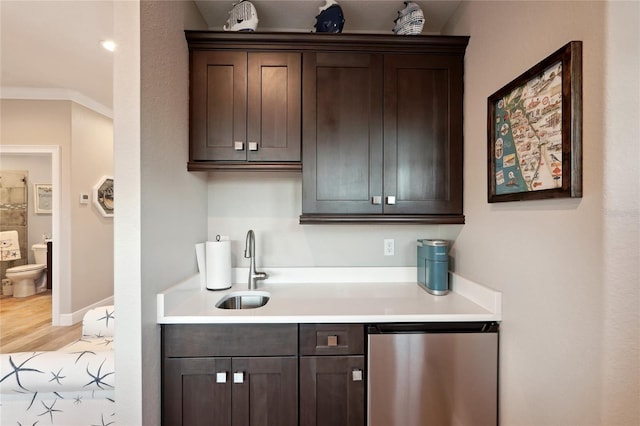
0 145 62 325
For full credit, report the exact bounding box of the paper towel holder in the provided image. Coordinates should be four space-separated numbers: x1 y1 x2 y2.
196 237 232 291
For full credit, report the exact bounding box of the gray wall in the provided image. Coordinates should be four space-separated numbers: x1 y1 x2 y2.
445 1 639 425
117 1 639 425
114 1 208 424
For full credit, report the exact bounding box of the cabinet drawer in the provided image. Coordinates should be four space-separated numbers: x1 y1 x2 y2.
163 324 298 358
300 324 364 355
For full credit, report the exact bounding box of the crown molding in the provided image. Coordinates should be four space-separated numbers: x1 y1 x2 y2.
0 87 113 119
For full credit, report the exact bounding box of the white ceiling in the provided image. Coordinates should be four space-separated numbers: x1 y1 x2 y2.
0 0 461 113
0 1 115 112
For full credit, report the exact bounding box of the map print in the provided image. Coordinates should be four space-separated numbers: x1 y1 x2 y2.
493 61 563 195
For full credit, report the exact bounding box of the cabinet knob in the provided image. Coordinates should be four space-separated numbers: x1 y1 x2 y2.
372 196 382 205
216 372 227 383
327 335 338 347
234 141 245 151
233 372 244 384
386 196 396 205
248 142 258 151
352 369 363 382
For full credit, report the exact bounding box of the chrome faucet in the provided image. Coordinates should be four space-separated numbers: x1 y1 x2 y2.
244 229 268 290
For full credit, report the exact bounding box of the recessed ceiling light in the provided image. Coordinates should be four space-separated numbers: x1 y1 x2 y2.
101 40 116 52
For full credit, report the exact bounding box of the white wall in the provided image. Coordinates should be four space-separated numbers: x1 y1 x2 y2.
114 1 208 424
70 102 114 309
208 172 461 267
599 2 639 423
113 1 142 423
444 1 639 425
1 100 72 313
0 99 114 315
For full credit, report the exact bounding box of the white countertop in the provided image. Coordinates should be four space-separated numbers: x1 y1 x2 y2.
157 267 502 324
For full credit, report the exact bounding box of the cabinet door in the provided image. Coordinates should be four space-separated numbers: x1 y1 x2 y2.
163 357 232 426
190 51 247 161
232 357 298 426
383 54 464 215
300 356 365 426
247 52 301 162
302 52 384 215
190 50 301 163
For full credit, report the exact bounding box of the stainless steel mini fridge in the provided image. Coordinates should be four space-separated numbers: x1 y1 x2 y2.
367 322 499 426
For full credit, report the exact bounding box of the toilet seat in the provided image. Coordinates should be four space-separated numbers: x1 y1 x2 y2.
7 264 46 273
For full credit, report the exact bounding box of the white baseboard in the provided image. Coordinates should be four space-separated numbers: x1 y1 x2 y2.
57 295 115 326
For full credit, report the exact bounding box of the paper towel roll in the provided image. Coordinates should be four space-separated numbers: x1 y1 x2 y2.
205 240 231 290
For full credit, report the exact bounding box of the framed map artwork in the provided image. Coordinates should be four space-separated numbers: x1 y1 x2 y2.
487 41 582 203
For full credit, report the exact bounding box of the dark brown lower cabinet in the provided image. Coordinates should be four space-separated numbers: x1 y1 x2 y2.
162 323 365 426
162 324 298 426
163 356 297 426
163 357 232 426
299 356 365 426
232 357 297 426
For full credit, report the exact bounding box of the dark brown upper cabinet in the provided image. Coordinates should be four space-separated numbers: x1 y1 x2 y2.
383 54 464 217
188 35 301 171
300 37 468 224
301 52 384 216
185 32 468 223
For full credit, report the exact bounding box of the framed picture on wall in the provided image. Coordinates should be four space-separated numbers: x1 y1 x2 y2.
34 183 52 214
487 41 583 203
93 176 114 218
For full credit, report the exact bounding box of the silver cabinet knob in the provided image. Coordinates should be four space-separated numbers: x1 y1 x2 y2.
234 141 245 151
216 372 227 383
233 372 244 384
327 335 338 347
352 369 363 382
372 196 382 205
248 142 258 151
386 196 396 205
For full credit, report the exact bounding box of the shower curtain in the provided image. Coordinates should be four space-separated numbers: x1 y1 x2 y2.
0 170 28 281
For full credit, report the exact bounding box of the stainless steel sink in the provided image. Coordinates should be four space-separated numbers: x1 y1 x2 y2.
215 291 270 310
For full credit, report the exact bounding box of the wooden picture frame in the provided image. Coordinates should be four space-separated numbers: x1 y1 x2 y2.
487 41 582 203
34 183 52 214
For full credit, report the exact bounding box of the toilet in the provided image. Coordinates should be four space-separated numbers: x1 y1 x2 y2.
6 244 47 298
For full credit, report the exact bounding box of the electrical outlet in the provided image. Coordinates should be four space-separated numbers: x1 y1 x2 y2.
384 239 395 256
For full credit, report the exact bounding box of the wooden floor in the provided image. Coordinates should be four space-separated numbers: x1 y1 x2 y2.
0 291 82 353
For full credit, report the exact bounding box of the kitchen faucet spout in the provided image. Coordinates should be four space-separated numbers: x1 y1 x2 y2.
244 229 268 290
